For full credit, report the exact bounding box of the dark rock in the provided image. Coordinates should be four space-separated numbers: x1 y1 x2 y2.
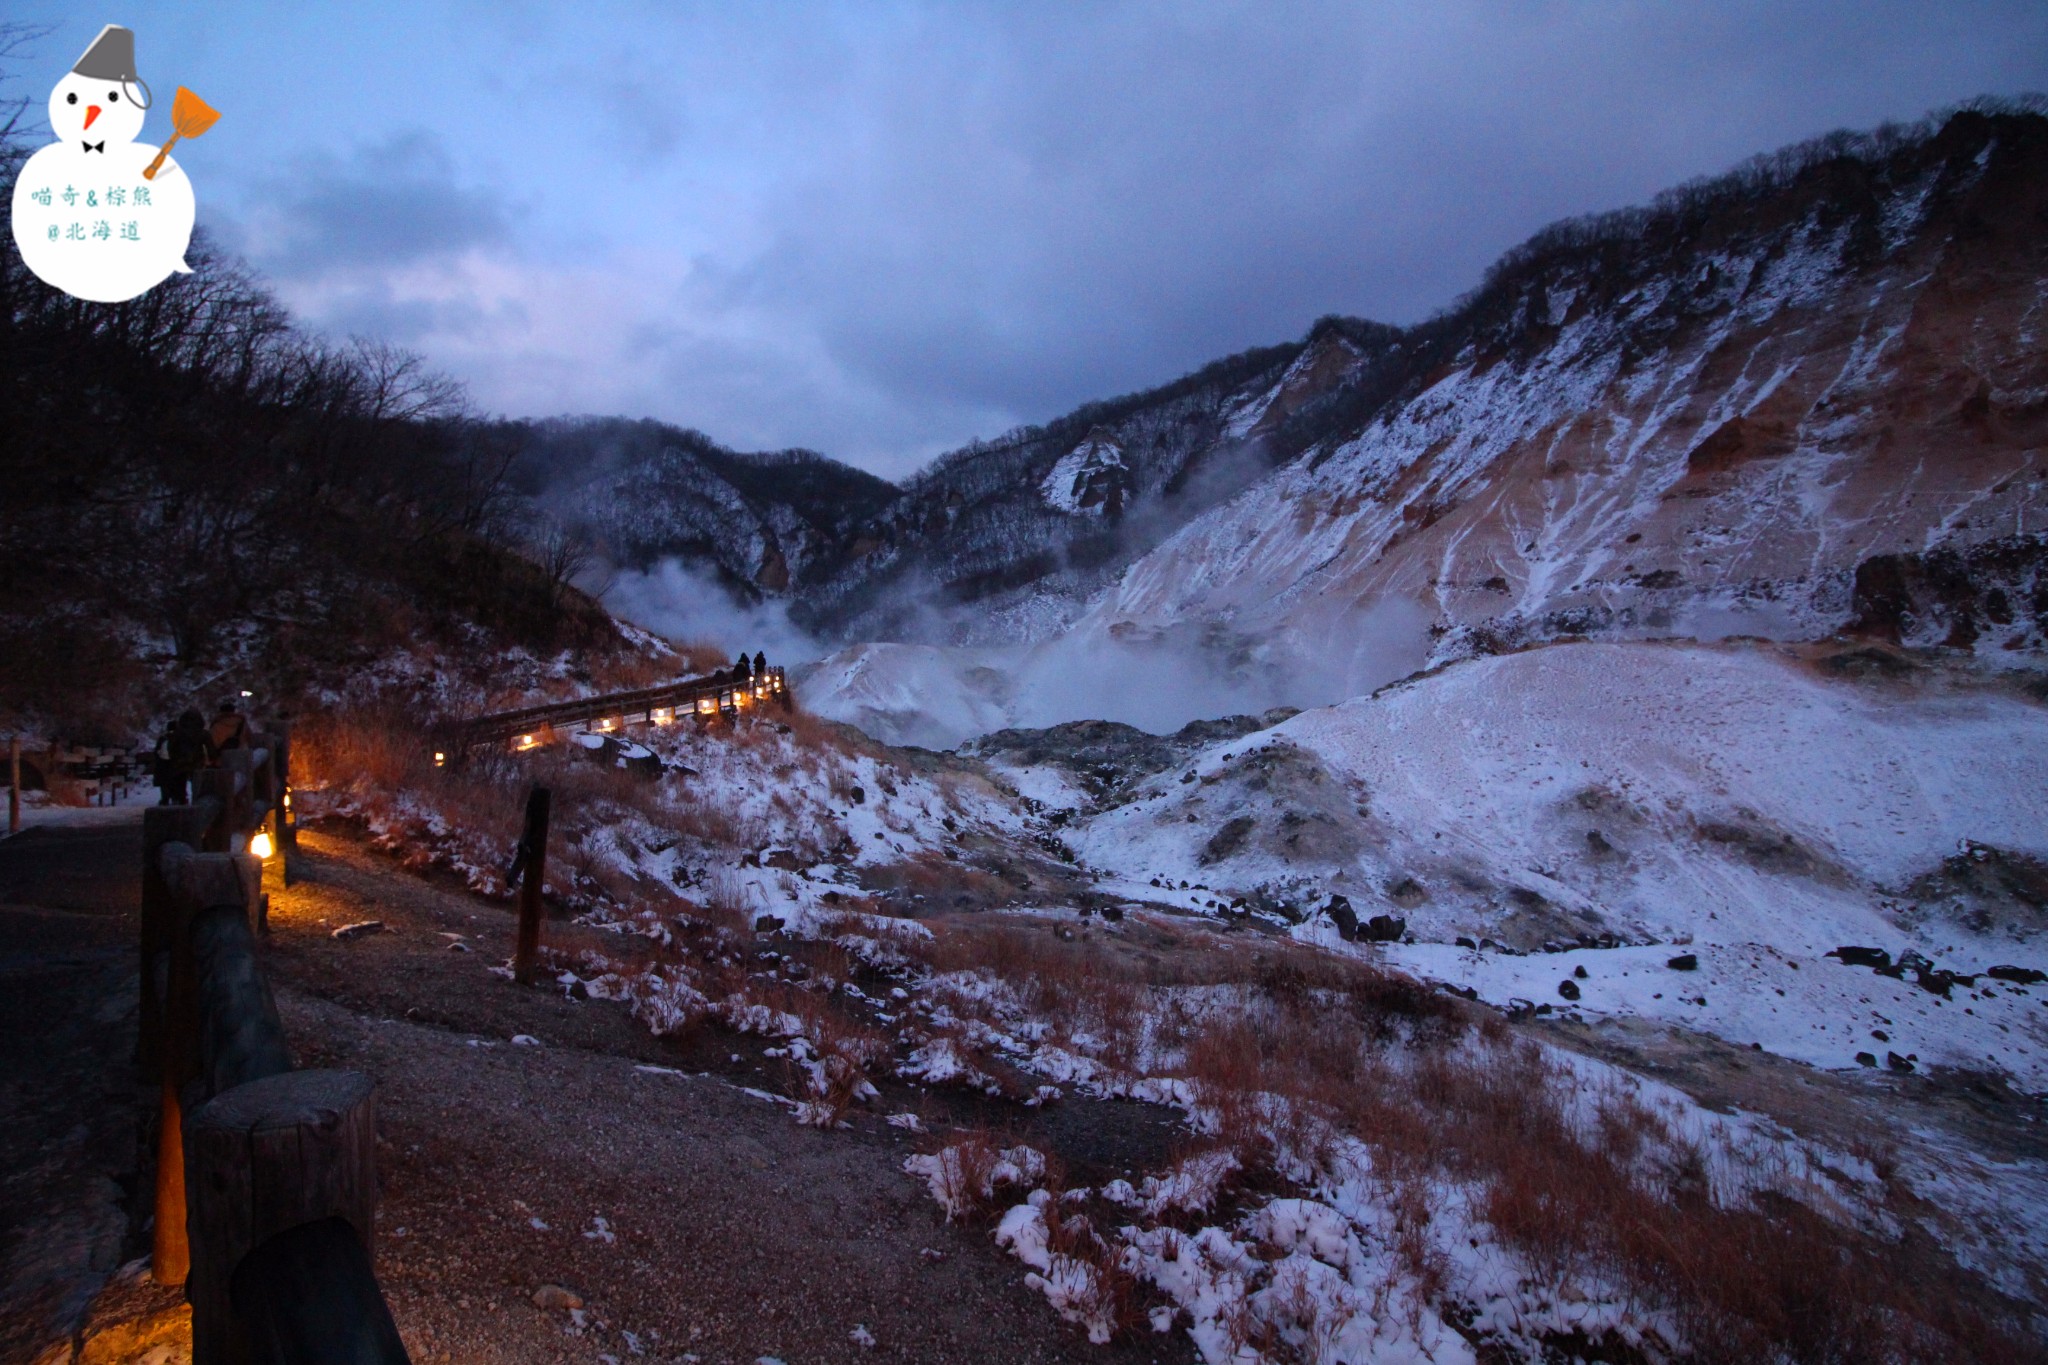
762 848 803 872
1455 936 1477 949
1871 1030 1889 1042
1897 950 1934 973
1100 904 1124 922
1363 913 1406 943
1505 998 1536 1021
1534 1003 1555 1015
754 915 785 934
1557 979 1581 1001
1855 1052 1878 1068
848 785 866 805
1914 968 1956 999
1324 895 1359 941
1829 946 1891 968
1666 954 1699 972
1573 965 1589 979
1886 1051 1915 1074
1989 965 2047 985
1200 816 1256 865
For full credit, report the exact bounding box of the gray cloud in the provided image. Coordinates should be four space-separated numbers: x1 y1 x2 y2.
115 1 2048 476
697 0 2048 436
243 131 511 278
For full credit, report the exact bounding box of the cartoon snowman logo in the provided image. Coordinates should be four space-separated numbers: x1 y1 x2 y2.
10 25 219 303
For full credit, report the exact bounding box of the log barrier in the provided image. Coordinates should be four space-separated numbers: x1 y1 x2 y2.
141 733 409 1364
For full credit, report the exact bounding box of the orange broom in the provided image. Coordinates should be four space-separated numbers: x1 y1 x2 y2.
142 87 220 181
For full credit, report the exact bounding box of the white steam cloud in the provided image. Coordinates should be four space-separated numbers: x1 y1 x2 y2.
601 557 825 666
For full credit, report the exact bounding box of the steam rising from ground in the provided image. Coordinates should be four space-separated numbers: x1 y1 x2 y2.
607 555 1433 747
1010 596 1434 732
603 558 824 667
797 597 1434 748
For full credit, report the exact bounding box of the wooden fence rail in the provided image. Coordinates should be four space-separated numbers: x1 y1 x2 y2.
440 664 790 757
142 733 410 1364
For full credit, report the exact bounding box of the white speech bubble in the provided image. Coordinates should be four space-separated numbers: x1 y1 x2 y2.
11 141 197 303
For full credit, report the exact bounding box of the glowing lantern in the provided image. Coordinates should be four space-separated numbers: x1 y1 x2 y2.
250 829 276 860
695 697 717 716
433 750 447 767
515 733 540 752
651 707 673 725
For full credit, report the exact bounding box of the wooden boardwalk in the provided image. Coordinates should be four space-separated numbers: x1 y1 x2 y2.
440 666 790 758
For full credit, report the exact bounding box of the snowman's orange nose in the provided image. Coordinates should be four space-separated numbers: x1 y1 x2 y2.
84 105 101 130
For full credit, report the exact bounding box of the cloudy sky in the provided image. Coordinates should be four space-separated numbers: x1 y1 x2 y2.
9 2 2047 478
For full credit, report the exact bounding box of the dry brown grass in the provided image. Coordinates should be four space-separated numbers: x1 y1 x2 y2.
908 917 2043 1362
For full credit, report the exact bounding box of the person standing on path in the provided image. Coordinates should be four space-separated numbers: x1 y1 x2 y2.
161 709 209 803
207 699 246 758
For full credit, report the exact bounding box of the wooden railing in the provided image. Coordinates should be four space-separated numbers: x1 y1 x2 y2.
1 735 152 816
439 664 791 757
142 737 410 1364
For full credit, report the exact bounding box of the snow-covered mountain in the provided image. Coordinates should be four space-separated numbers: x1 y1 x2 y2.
786 104 2047 738
507 416 900 598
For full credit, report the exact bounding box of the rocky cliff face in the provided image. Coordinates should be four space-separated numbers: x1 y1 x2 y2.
1076 107 2048 684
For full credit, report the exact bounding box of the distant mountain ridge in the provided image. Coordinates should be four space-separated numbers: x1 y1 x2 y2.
505 416 898 599
804 99 2048 675
538 100 2048 699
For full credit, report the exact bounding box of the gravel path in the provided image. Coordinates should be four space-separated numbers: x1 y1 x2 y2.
267 826 1197 1365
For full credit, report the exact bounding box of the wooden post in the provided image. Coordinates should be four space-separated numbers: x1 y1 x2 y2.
232 1218 412 1365
271 724 297 887
154 1075 190 1286
185 901 292 1102
196 770 234 852
142 804 217 1075
222 750 257 845
184 1070 380 1365
511 786 550 985
149 825 237 1287
8 734 18 834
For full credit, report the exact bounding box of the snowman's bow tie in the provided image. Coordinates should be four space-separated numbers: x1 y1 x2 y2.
81 140 105 153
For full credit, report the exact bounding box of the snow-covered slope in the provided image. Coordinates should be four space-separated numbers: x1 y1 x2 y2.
787 108 2048 740
1061 638 2048 1085
1069 110 2048 686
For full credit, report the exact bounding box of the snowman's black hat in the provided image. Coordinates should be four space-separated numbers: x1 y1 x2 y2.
72 25 152 109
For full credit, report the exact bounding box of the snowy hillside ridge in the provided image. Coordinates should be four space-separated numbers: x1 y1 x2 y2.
1061 638 2048 1087
1073 105 2048 688
508 415 899 594
777 102 2048 660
